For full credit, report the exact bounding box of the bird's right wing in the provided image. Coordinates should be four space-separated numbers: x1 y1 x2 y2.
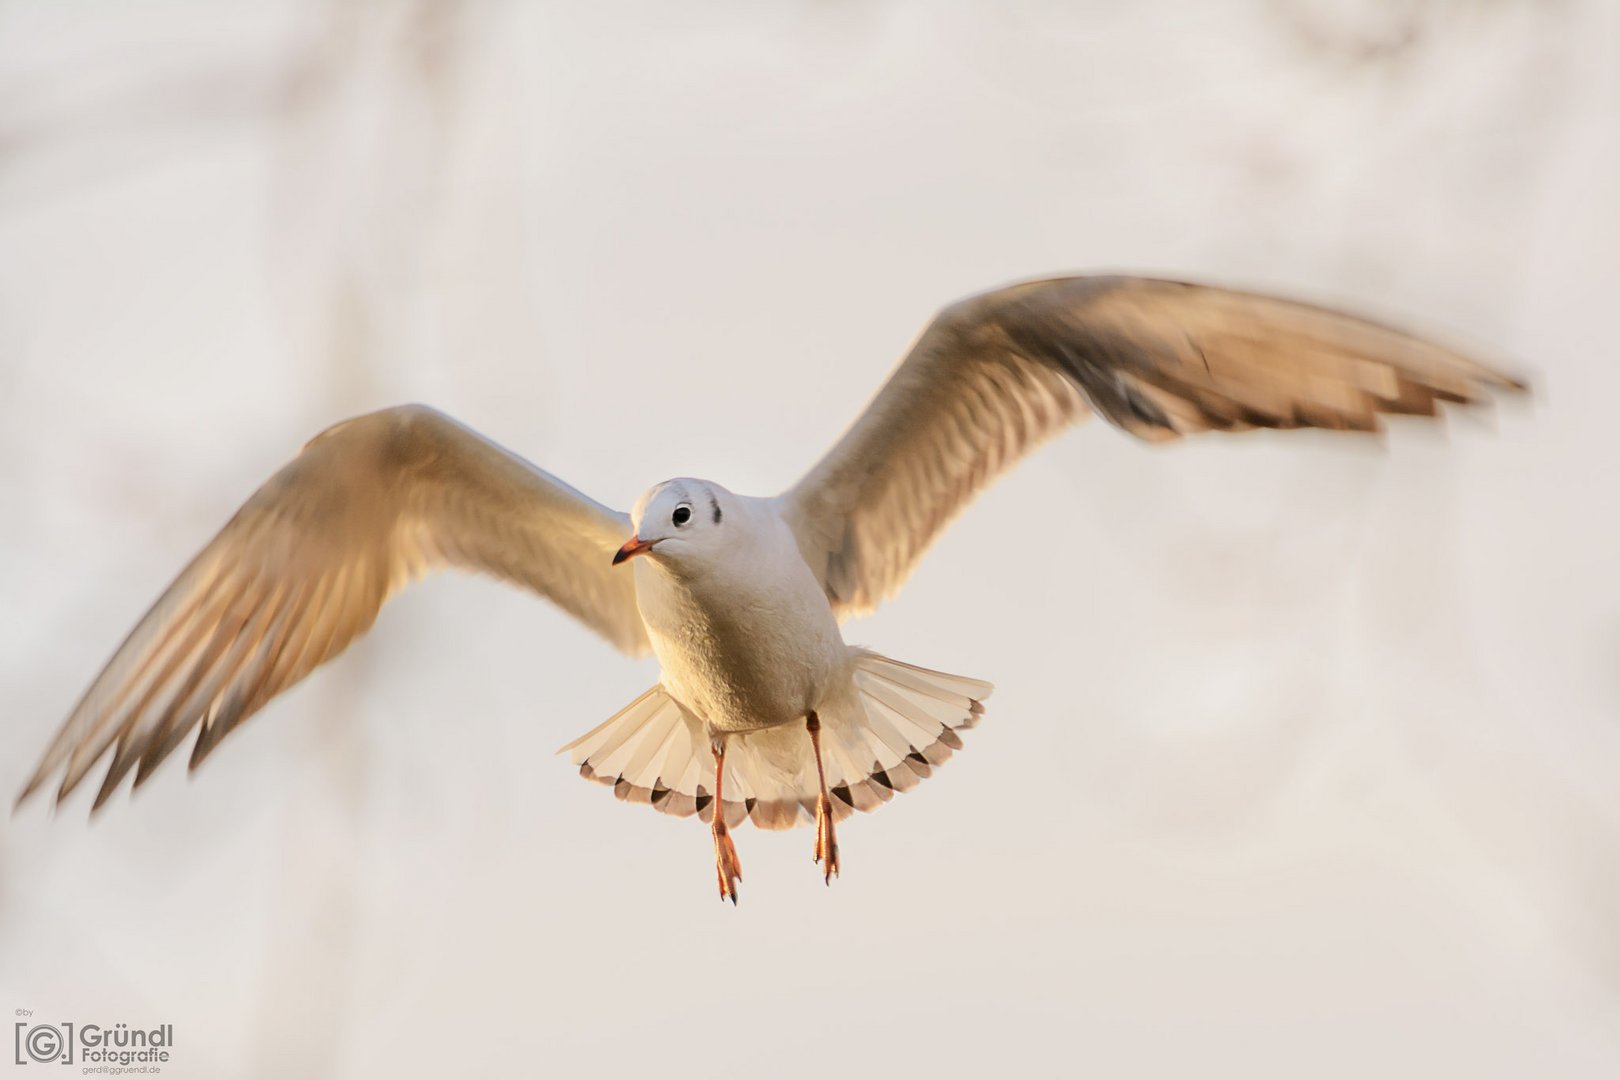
20 404 647 811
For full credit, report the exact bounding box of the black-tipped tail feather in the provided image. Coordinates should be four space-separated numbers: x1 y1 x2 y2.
560 653 990 831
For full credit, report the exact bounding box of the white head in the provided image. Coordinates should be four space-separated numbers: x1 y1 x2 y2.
613 478 733 570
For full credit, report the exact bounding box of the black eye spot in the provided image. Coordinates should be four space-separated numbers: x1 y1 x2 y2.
672 505 692 526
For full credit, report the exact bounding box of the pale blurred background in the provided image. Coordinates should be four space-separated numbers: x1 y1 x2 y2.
1 1 1616 1077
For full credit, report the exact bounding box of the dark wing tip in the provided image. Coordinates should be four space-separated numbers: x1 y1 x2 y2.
13 773 46 814
978 274 1529 443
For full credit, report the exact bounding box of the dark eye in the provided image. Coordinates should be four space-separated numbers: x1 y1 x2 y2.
672 505 692 526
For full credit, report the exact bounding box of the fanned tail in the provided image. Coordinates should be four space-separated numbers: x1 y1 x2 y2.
559 652 990 831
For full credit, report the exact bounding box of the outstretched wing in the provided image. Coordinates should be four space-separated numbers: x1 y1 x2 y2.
781 275 1526 617
21 404 646 811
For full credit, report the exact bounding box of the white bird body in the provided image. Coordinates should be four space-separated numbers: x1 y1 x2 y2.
17 273 1526 901
630 485 846 736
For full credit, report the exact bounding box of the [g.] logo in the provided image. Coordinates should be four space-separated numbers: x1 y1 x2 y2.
14 1022 73 1064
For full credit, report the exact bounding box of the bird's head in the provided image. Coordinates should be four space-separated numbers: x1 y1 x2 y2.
615 478 732 569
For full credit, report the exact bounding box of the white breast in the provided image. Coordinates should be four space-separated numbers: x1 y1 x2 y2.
632 500 847 734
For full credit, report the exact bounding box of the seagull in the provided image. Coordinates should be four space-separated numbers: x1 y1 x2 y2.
16 275 1523 902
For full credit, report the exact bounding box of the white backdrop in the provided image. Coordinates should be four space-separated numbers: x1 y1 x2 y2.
2 2 1617 1077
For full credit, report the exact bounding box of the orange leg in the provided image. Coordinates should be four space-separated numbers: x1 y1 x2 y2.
807 712 840 884
710 738 742 904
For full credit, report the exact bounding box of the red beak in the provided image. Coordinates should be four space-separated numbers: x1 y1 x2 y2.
612 536 659 566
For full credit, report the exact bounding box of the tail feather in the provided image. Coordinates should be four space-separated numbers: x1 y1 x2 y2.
563 686 666 776
854 655 992 708
558 651 991 831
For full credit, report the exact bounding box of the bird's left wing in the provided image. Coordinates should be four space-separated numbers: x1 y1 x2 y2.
780 275 1526 618
19 404 647 811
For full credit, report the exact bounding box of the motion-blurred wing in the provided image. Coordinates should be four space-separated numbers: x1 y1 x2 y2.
20 404 647 810
781 275 1525 617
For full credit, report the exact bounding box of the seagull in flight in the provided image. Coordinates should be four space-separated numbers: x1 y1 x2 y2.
16 275 1523 902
